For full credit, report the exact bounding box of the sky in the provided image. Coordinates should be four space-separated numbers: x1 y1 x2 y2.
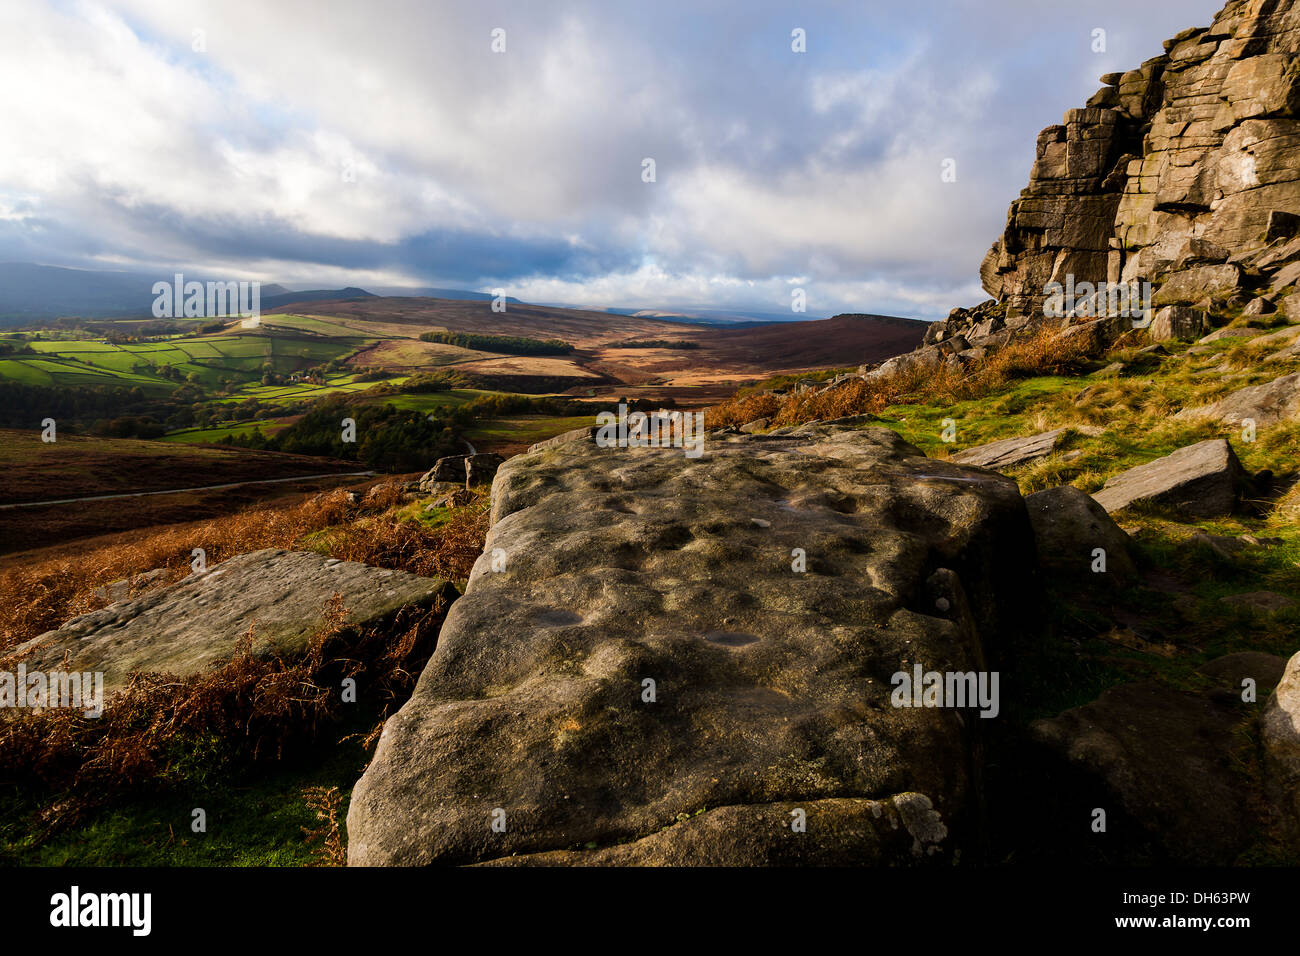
0 0 1226 319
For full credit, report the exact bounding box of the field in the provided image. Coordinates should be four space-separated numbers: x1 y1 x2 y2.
158 419 294 443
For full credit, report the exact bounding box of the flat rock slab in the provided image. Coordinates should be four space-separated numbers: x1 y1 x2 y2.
14 549 455 695
951 428 1065 471
347 422 1040 866
1176 372 1300 427
1092 439 1244 517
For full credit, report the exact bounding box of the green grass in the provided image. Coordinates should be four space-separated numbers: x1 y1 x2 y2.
2 330 371 394
0 738 365 866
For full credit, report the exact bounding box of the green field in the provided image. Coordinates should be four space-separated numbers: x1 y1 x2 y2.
254 313 367 337
4 329 372 392
159 419 292 444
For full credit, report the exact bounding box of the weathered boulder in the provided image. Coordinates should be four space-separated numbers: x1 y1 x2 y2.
1152 265 1243 307
11 549 456 695
1031 679 1255 864
738 418 770 433
1262 650 1300 850
1023 485 1139 590
1176 372 1300 427
1150 305 1209 341
1198 651 1287 696
1241 296 1276 317
425 455 468 484
1091 439 1244 516
950 428 1065 471
347 422 1041 866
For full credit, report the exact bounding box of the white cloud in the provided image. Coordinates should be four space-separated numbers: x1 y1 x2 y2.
0 0 1227 318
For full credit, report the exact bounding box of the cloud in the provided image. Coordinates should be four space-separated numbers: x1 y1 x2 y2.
0 0 1226 318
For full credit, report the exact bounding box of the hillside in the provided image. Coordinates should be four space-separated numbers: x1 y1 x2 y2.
264 297 925 401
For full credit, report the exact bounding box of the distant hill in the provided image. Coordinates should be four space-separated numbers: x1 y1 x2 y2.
371 286 524 305
0 263 161 322
0 262 323 324
259 287 374 310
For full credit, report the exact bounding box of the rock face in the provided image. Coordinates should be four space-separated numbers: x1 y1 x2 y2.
951 429 1065 471
347 422 1041 866
11 549 456 695
1091 438 1245 516
978 0 1300 328
1023 485 1140 590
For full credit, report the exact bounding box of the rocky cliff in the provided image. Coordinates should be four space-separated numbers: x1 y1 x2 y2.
930 0 1300 351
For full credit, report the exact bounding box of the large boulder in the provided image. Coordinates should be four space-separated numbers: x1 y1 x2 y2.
527 426 597 453
425 455 468 484
1023 485 1139 590
1091 439 1245 517
347 422 1042 866
1149 305 1209 342
10 549 456 696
